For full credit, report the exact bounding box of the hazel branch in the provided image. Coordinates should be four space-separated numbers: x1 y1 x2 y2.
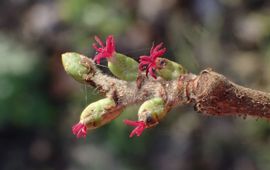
188 69 270 118
62 52 270 120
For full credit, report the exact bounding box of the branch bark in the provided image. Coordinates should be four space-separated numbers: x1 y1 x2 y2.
65 54 270 119
189 69 270 118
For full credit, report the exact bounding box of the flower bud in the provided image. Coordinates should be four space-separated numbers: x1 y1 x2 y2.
124 97 168 138
92 35 138 81
80 98 120 128
108 53 138 81
138 97 167 128
156 58 187 80
62 52 90 82
73 98 121 138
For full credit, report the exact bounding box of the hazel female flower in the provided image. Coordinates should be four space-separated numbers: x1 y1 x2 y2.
92 35 116 64
72 122 87 138
124 120 146 138
139 43 166 79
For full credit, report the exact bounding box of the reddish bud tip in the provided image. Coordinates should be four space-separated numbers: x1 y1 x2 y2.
72 122 87 138
124 119 146 138
92 35 116 64
139 43 166 79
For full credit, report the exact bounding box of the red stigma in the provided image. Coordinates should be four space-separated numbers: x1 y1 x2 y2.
72 122 87 138
124 119 146 138
139 43 166 79
92 35 116 64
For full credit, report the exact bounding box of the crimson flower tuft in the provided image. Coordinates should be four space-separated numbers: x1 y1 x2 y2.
124 119 146 138
72 122 87 138
139 43 166 79
92 35 116 64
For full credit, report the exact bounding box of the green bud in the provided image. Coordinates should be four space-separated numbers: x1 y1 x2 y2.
138 97 167 128
80 98 121 130
108 53 138 81
156 58 187 80
62 52 90 82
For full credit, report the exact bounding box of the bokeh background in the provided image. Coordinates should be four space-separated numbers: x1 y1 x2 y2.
1 0 270 170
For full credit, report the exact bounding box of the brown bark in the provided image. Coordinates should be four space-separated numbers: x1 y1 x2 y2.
187 69 270 119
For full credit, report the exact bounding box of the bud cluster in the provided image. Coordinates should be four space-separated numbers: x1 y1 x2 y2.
62 35 187 138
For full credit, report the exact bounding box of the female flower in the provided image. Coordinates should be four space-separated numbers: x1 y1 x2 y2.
139 43 166 79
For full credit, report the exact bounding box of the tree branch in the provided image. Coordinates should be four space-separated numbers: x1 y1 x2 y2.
63 53 270 119
189 69 270 118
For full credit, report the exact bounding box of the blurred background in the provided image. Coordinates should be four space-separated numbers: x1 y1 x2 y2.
1 0 270 170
